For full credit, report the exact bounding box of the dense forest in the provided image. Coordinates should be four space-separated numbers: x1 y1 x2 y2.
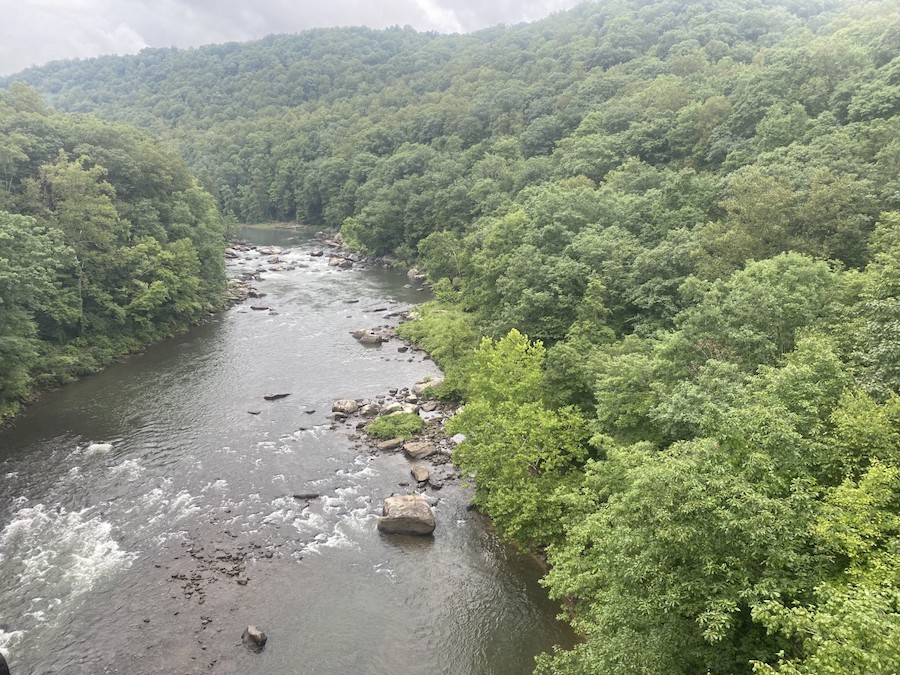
5 0 900 671
0 85 225 421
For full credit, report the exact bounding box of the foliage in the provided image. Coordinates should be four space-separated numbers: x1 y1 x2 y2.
449 331 590 550
0 88 225 419
5 0 900 671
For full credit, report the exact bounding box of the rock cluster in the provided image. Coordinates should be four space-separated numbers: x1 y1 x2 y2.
165 538 255 605
329 377 462 539
313 231 405 270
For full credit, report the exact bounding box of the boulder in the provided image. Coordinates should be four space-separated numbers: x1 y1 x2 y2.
450 433 466 445
329 256 354 269
376 438 405 451
404 441 436 460
350 329 383 345
359 403 380 417
407 267 425 281
242 625 268 652
410 465 430 483
310 250 324 257
412 377 444 396
377 495 435 535
332 399 359 415
292 492 320 501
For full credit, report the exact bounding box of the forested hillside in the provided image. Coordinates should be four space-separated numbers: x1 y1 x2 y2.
5 0 900 671
0 84 225 421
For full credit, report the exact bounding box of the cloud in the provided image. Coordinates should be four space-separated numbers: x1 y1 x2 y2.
0 0 583 76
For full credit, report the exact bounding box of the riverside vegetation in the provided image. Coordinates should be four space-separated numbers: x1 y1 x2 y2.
0 85 226 421
3 0 900 671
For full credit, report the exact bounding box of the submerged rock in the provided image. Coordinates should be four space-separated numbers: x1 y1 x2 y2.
377 495 435 535
263 392 291 401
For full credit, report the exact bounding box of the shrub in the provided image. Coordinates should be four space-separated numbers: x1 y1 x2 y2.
367 412 424 439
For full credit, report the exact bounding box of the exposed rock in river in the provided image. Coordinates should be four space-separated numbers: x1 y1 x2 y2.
377 495 435 535
376 438 405 451
332 399 359 415
242 625 268 652
350 329 384 345
404 441 436 460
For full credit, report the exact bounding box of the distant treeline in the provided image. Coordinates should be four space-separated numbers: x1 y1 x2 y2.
5 0 900 671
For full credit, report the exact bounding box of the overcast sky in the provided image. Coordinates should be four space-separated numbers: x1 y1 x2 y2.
0 0 582 76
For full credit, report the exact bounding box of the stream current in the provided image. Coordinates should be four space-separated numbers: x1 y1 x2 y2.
0 227 574 674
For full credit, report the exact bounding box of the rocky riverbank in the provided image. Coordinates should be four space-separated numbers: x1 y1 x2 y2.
325 375 464 534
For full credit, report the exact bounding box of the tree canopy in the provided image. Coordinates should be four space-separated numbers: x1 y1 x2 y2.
0 86 225 419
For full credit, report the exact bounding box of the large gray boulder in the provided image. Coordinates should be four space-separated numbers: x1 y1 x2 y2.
403 441 436 459
377 495 435 535
332 399 359 415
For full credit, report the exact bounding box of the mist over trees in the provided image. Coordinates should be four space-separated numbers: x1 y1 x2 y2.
4 0 900 671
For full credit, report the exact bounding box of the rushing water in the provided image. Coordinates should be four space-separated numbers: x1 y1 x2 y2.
0 227 574 675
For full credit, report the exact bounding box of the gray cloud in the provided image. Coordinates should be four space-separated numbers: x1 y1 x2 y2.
0 0 582 76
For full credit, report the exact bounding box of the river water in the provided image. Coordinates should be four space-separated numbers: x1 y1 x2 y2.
0 227 574 674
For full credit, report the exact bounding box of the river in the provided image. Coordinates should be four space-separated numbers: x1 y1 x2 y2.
0 227 574 674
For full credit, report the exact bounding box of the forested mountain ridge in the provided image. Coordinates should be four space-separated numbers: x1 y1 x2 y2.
5 0 900 672
0 85 225 421
9 0 898 254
